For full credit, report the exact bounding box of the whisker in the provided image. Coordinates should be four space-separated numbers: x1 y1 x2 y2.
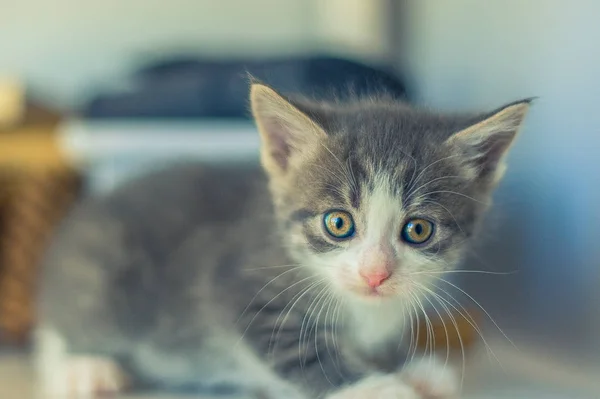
244 264 302 272
465 246 520 276
413 292 436 372
408 154 461 193
345 153 359 195
322 182 351 200
332 296 346 374
401 296 416 360
414 282 467 391
320 142 358 195
409 270 518 276
314 289 335 386
421 199 468 236
431 282 495 364
412 190 489 206
401 148 419 196
236 266 305 324
405 175 464 203
432 276 518 350
299 284 329 372
415 284 451 382
418 281 504 371
323 291 344 380
397 305 408 355
311 163 348 189
405 292 423 367
268 278 325 357
236 275 319 346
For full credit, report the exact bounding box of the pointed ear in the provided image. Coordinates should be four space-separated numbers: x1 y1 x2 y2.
445 99 532 184
250 84 326 177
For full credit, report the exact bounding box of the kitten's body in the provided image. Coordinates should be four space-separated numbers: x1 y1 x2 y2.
40 164 342 392
37 86 530 398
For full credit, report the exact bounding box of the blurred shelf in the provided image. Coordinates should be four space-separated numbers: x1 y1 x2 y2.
57 119 260 165
55 119 262 193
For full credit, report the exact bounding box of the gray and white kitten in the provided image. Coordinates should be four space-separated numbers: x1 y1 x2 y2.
35 83 530 399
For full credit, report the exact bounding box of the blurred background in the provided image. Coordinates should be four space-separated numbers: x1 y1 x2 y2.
0 0 598 397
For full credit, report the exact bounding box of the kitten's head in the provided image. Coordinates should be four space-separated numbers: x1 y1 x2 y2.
250 83 530 302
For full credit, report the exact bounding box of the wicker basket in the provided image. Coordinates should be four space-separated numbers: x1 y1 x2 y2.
0 168 81 343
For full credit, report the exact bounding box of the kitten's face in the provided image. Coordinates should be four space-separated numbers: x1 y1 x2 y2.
251 84 530 302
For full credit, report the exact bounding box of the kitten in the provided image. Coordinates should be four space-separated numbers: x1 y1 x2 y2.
35 83 530 398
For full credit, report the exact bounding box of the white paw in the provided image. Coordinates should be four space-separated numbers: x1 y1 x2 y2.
401 357 459 399
37 356 128 398
35 328 129 398
327 374 419 399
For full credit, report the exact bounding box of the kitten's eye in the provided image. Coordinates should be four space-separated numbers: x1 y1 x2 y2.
401 218 434 245
323 210 355 239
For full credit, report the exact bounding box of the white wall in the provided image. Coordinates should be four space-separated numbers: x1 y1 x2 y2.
400 0 600 355
0 0 315 106
0 0 388 108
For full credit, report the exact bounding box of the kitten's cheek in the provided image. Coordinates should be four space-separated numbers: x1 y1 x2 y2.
331 266 349 284
330 266 356 291
330 268 367 296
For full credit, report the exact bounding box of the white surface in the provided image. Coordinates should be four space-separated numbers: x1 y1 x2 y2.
2 338 598 398
58 119 261 163
57 119 261 193
2 0 314 107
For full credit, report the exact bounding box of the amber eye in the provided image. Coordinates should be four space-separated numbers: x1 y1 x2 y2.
323 210 355 239
401 218 434 245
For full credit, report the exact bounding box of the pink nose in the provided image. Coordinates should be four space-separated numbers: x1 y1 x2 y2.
360 270 390 288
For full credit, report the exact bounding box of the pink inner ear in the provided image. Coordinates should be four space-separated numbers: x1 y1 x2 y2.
265 119 292 170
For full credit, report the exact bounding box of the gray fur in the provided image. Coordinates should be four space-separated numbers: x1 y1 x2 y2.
37 86 529 398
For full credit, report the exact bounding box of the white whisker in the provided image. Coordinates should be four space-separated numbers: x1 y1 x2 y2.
332 296 345 374
244 264 301 272
314 289 335 386
420 281 504 371
237 274 319 346
421 199 468 236
320 142 358 195
412 190 489 206
413 292 436 373
405 175 464 203
408 154 461 193
268 278 325 358
416 284 451 381
299 284 329 373
433 277 518 351
412 282 465 388
236 266 305 325
409 270 518 276
405 292 423 368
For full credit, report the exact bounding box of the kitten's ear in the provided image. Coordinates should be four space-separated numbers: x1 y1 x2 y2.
445 99 532 184
250 84 326 176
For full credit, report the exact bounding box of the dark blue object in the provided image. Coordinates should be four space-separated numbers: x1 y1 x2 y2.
83 55 407 119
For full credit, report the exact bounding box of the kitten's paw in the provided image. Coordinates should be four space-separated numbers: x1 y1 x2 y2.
327 374 419 399
38 356 129 398
401 357 459 399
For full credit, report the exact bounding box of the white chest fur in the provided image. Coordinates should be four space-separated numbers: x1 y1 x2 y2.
346 299 407 354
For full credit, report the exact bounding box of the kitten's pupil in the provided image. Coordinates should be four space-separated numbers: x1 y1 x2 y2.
415 223 423 235
334 218 343 229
